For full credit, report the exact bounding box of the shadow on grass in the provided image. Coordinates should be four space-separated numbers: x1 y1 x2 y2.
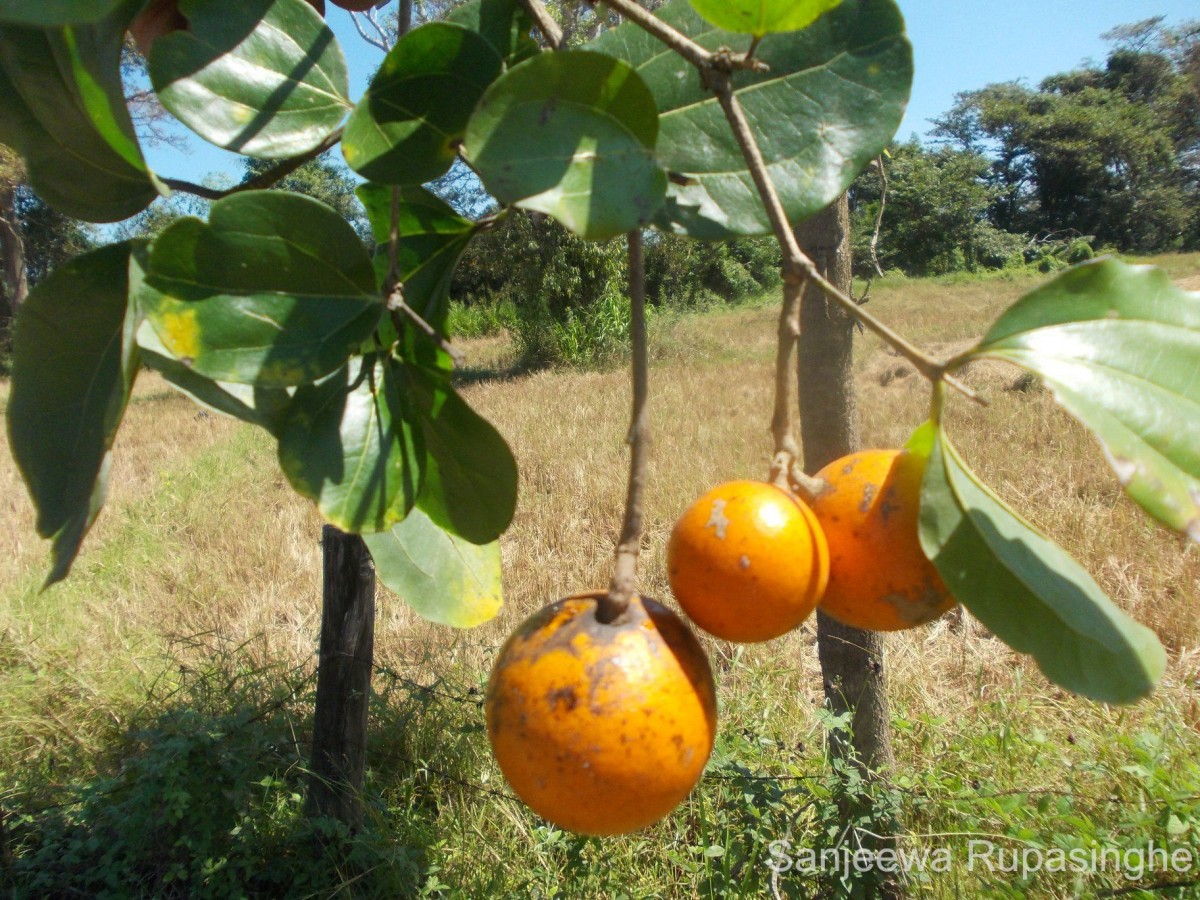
0 635 483 899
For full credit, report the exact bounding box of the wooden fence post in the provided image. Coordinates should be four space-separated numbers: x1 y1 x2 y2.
306 526 376 830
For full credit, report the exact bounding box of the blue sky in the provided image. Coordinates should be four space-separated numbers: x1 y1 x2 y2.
140 1 1200 186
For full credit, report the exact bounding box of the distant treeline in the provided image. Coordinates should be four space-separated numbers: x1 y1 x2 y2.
850 16 1199 276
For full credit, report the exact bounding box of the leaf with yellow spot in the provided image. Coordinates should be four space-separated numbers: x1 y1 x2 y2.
157 307 200 361
365 505 503 628
141 191 382 387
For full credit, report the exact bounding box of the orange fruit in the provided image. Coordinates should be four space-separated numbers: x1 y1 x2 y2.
811 449 957 631
666 480 828 642
486 591 717 836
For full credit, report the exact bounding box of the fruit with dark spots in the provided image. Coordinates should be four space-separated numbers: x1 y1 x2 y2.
667 480 828 642
486 591 717 836
811 449 957 631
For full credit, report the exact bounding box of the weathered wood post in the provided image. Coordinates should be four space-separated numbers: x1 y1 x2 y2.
306 526 376 830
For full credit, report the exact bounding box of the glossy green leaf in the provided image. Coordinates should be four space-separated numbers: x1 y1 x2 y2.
140 191 381 387
7 243 144 584
149 0 351 158
365 505 503 628
137 322 291 434
356 183 477 367
589 0 911 238
0 1 120 25
0 2 160 221
343 22 502 185
278 353 424 534
916 422 1165 704
444 0 537 67
963 259 1200 542
407 364 517 544
462 50 667 241
689 0 841 36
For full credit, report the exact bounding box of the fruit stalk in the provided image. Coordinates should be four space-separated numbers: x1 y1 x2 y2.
604 230 650 621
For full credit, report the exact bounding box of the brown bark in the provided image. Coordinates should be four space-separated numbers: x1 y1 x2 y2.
797 195 904 897
0 180 27 323
306 526 376 830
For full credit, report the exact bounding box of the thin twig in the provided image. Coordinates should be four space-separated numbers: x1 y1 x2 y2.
590 4 985 406
161 129 344 201
351 10 390 52
603 230 649 622
597 0 712 67
386 284 466 368
517 0 563 50
768 276 803 489
868 155 888 278
706 72 984 405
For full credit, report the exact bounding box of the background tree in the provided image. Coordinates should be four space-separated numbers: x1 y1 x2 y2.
934 18 1200 253
850 141 1023 277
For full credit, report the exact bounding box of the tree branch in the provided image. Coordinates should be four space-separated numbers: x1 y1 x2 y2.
602 230 649 622
161 129 344 201
518 0 564 50
768 276 803 489
385 283 466 368
593 2 985 407
869 155 887 279
351 10 390 52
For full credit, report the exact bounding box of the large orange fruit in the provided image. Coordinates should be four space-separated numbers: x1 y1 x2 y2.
811 449 957 631
486 591 717 836
666 480 828 642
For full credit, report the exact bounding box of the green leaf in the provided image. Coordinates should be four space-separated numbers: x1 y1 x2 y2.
963 259 1200 542
140 191 381 387
444 0 538 67
6 242 144 584
589 0 911 238
918 426 1165 704
356 183 477 367
462 50 667 241
277 353 424 533
343 22 502 185
689 0 842 36
137 322 291 434
149 0 351 158
0 2 160 221
407 365 517 544
0 1 120 26
364 505 503 628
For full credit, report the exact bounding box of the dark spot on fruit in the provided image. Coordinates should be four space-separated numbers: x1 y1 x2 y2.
546 686 578 712
878 487 899 523
859 483 876 513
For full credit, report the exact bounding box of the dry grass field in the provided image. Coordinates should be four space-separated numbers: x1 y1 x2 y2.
1 255 1198 897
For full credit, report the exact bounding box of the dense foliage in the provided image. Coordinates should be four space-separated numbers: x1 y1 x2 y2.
850 16 1200 278
450 210 780 365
